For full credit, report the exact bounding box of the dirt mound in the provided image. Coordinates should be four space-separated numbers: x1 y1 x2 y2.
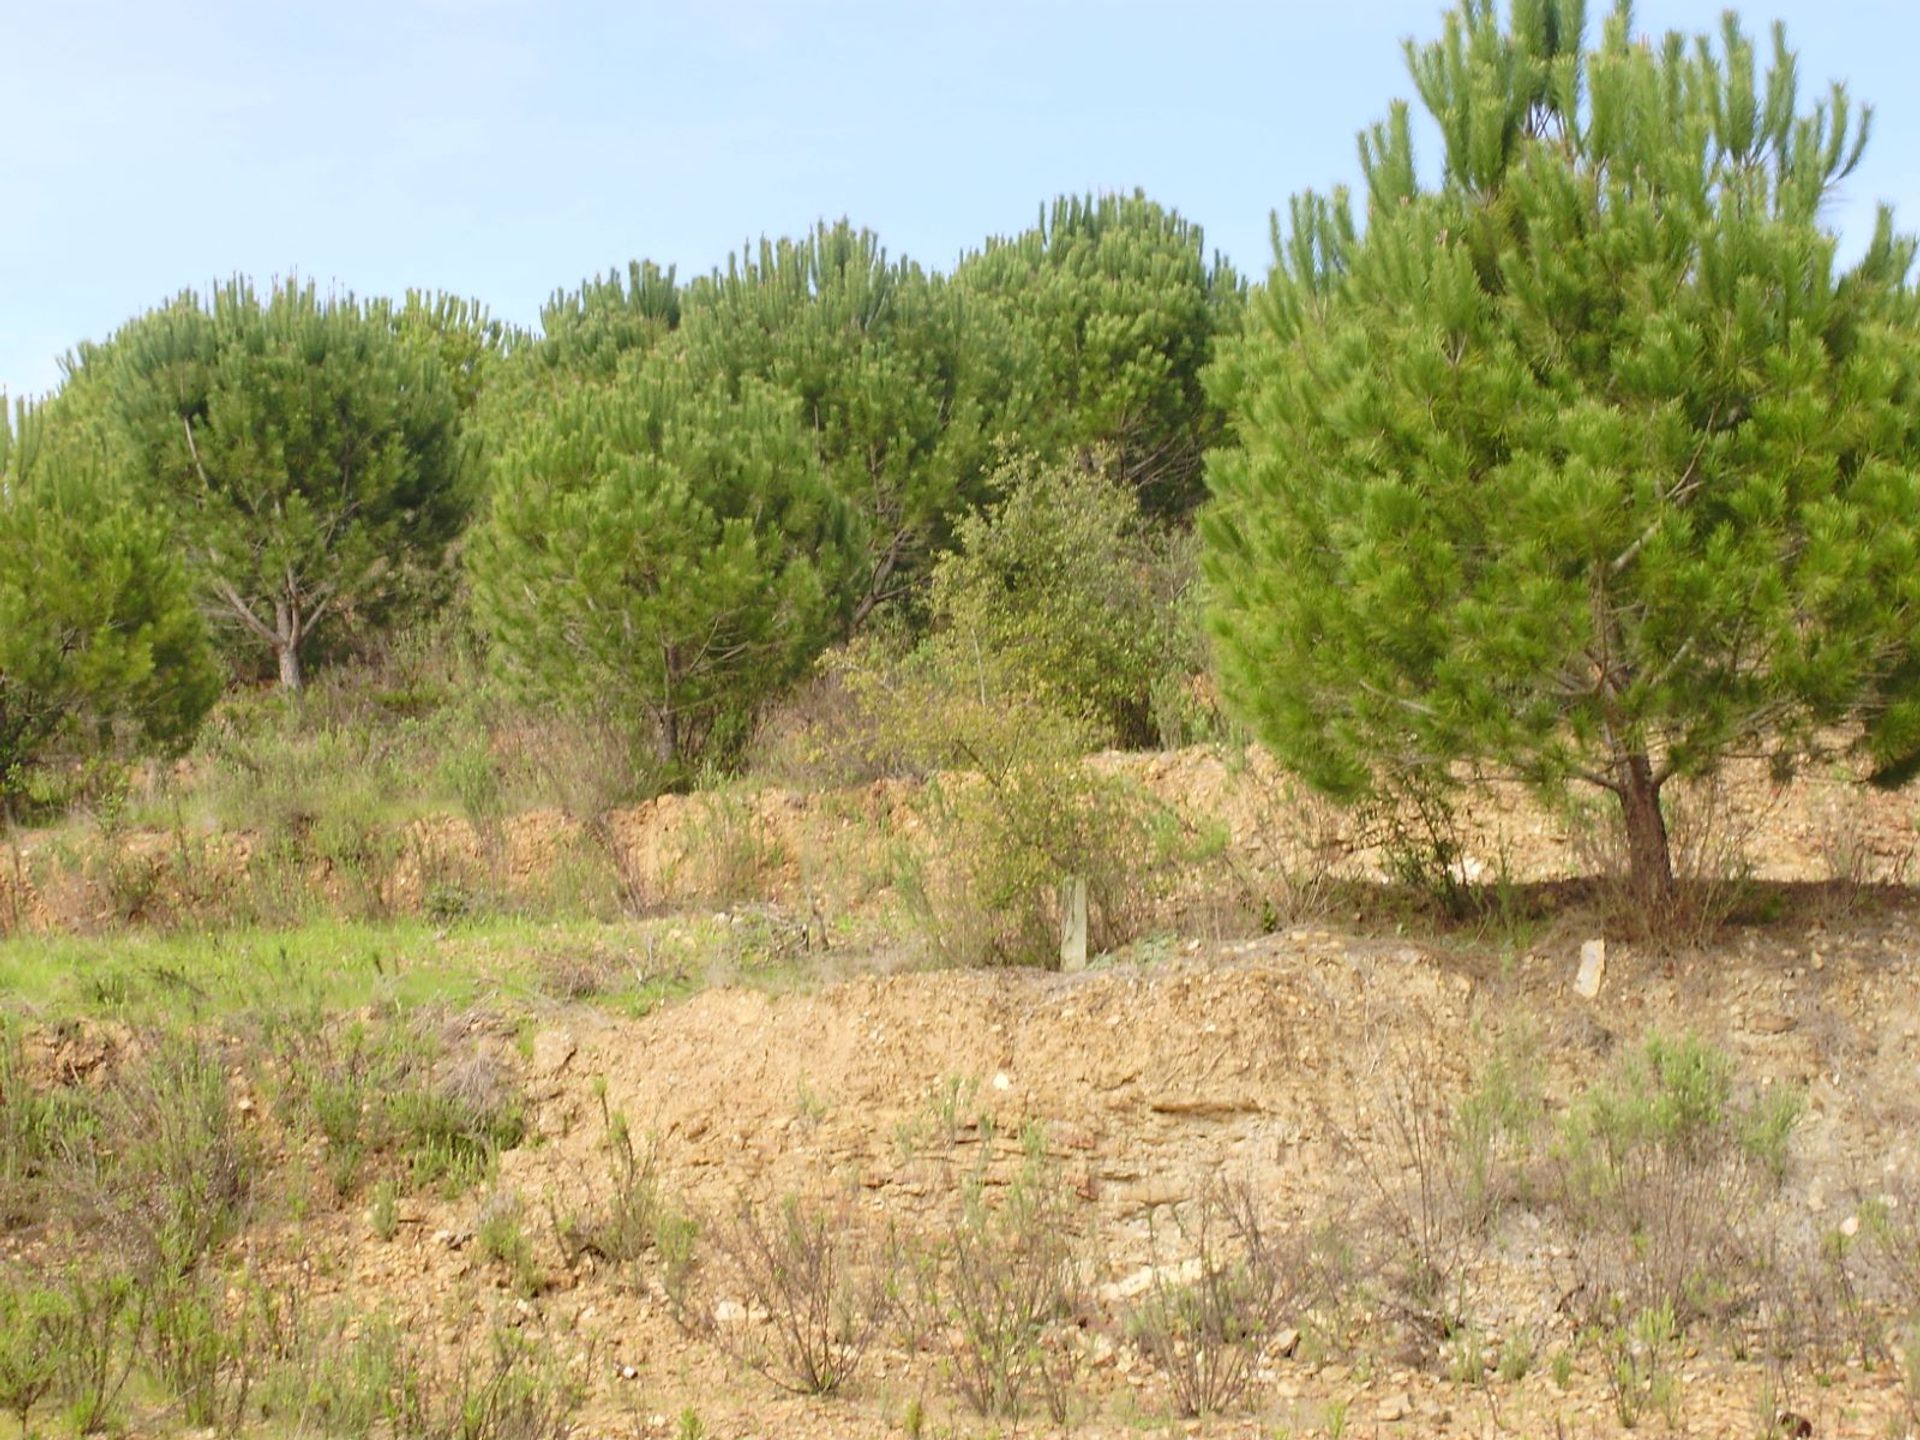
306 913 1920 1437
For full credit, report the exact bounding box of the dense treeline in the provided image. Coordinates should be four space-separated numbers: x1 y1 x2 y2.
12 0 1920 906
3 190 1237 804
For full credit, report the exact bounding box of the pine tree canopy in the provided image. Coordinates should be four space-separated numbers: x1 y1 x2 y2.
676 221 998 624
0 400 219 806
468 357 859 780
959 190 1245 517
70 279 470 691
1204 0 1920 904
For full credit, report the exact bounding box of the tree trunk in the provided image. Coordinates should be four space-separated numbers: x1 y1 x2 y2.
273 600 304 691
1617 750 1674 909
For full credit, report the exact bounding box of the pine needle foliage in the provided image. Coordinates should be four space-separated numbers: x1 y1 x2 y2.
470 360 857 784
1205 0 1920 906
0 402 218 808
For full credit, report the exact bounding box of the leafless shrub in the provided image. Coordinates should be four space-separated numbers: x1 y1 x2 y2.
680 1191 898 1396
1130 1180 1305 1417
1340 1036 1484 1345
920 1141 1091 1422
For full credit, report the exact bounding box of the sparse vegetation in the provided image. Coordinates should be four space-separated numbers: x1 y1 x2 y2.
5 1 1920 1436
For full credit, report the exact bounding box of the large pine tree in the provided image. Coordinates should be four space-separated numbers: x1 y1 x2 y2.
1205 0 1920 906
73 279 469 690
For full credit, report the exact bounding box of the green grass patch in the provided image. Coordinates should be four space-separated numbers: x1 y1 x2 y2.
0 914 722 1026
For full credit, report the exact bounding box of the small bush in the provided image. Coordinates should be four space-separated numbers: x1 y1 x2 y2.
1131 1181 1303 1417
72 1037 255 1280
924 454 1183 749
681 1191 899 1397
53 1267 144 1436
0 1277 66 1435
146 1266 262 1431
1344 1036 1485 1343
924 1138 1089 1420
1555 1032 1796 1326
551 1104 663 1267
391 1053 526 1195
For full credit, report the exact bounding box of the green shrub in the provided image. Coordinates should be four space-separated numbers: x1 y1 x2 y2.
0 1277 66 1434
1555 1032 1798 1325
925 455 1182 750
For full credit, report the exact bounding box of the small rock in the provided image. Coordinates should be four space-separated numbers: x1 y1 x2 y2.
530 1029 577 1079
1749 1011 1797 1036
713 1298 748 1324
1376 1390 1414 1423
1276 1326 1301 1358
1575 938 1606 1000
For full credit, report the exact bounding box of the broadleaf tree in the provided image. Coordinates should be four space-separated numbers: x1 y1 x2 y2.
0 400 219 809
469 358 859 781
73 279 469 689
1204 0 1920 906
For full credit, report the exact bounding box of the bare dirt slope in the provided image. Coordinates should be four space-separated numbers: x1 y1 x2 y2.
310 904 1920 1439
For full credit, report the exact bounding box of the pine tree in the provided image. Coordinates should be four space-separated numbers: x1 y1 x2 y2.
0 401 219 807
72 279 469 689
959 191 1244 516
468 359 857 779
1205 0 1920 907
677 222 997 624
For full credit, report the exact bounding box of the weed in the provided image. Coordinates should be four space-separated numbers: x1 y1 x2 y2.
683 1191 898 1396
1130 1181 1303 1416
0 1022 92 1225
371 1177 400 1241
430 1324 578 1440
550 1102 664 1268
1497 1328 1538 1383
1454 1032 1544 1222
478 1188 542 1297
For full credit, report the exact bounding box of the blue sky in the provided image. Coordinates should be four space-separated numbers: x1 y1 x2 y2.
4 0 1917 400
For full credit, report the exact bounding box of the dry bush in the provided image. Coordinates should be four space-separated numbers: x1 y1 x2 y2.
1182 759 1357 936
64 1036 257 1281
1130 1180 1306 1417
676 1191 899 1396
915 1139 1092 1422
664 791 791 907
1552 1032 1795 1329
1336 1031 1495 1348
